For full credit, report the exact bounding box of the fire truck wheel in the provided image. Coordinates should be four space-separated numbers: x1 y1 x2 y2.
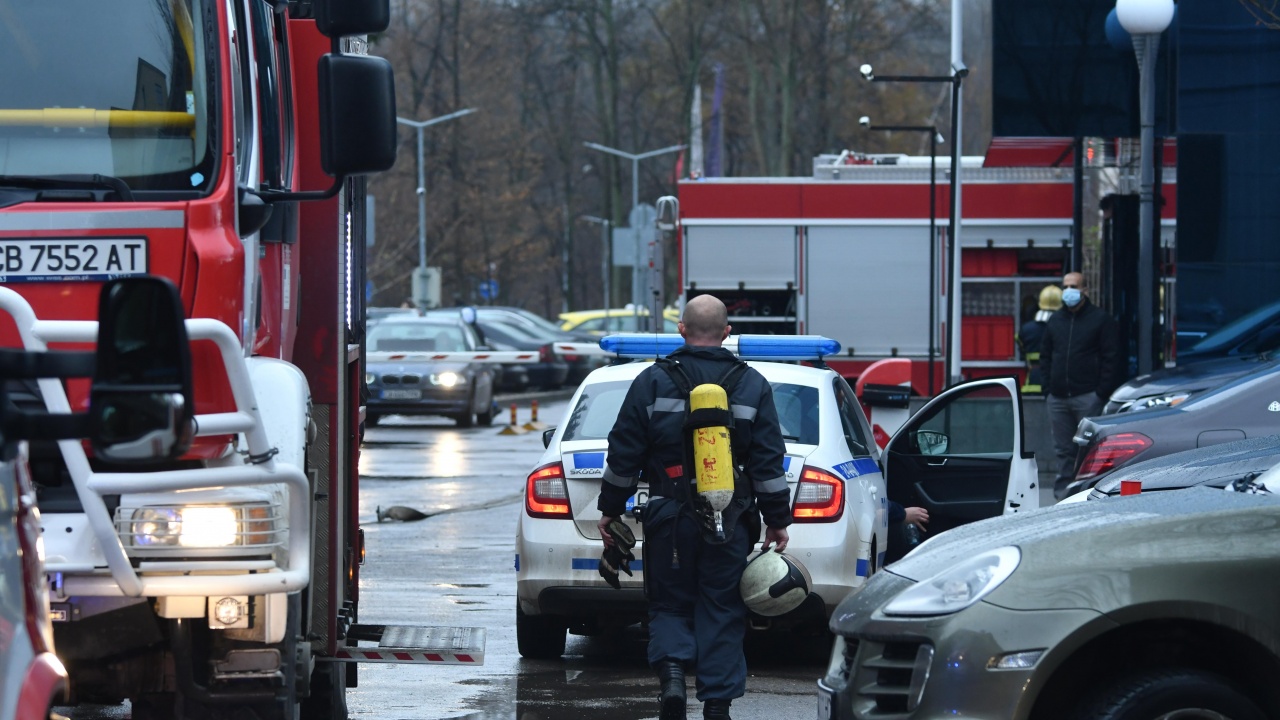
130 692 178 720
300 662 348 720
516 603 566 659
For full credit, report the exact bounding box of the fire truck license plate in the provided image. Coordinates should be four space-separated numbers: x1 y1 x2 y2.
0 238 147 281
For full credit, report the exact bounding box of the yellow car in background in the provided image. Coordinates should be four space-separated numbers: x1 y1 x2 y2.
558 307 680 335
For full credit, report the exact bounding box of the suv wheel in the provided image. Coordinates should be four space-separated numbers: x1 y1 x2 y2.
1073 668 1264 720
516 603 566 659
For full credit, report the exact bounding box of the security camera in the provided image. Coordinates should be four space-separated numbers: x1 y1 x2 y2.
859 116 871 128
859 64 874 81
951 62 969 79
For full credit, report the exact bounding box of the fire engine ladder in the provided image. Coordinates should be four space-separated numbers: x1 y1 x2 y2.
326 625 486 666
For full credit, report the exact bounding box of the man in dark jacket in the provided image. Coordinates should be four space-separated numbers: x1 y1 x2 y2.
598 294 791 720
1040 272 1120 499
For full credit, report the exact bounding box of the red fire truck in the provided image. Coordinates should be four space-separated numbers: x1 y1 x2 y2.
677 143 1178 397
0 1 485 717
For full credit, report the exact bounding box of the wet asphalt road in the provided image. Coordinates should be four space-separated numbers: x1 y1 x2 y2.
348 400 831 720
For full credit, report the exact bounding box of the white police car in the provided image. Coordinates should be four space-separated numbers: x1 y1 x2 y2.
514 335 1040 658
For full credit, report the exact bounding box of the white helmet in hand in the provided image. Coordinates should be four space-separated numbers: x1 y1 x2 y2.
740 551 812 617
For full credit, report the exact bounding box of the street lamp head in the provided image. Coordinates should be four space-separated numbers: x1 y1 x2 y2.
859 64 874 81
859 116 871 128
1116 0 1174 35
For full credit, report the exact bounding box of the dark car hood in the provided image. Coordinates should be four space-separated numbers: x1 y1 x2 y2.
1110 354 1280 403
367 359 471 373
1092 435 1280 495
876 488 1280 613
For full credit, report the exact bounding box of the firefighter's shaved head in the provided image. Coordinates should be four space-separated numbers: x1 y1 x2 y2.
680 295 731 346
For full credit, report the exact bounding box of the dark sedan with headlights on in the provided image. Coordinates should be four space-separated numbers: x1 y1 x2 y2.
365 317 498 427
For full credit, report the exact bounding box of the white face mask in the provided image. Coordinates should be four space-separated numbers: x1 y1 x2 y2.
1062 288 1083 307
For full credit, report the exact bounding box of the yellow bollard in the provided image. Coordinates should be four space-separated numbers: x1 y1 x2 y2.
522 398 548 432
499 402 529 435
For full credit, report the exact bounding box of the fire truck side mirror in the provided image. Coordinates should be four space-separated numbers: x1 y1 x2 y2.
314 0 390 38
318 54 397 177
89 277 194 463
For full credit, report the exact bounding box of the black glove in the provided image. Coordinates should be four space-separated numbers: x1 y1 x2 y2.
598 519 637 590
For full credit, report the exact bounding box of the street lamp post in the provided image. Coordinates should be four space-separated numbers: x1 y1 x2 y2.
1117 0 1174 375
859 118 943 396
579 215 612 309
583 142 686 329
860 63 967 388
396 108 477 309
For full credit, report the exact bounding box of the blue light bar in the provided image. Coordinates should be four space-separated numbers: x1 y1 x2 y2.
599 334 685 358
737 335 842 361
600 334 841 361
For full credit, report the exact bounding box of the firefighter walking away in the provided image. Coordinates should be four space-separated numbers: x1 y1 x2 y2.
597 294 792 720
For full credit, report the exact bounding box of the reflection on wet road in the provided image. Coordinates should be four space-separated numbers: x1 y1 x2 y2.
351 405 828 720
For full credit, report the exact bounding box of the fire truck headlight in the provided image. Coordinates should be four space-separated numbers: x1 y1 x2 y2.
125 503 282 551
132 508 182 546
178 507 239 547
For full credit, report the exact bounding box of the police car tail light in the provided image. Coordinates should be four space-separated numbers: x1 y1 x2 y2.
1075 432 1153 481
526 462 572 518
793 467 844 522
539 344 555 363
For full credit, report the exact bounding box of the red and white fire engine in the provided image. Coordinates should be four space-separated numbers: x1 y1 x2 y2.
677 142 1177 438
0 1 500 717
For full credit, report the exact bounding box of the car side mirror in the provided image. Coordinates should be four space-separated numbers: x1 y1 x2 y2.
88 277 194 463
915 430 949 456
318 55 396 178
541 427 556 449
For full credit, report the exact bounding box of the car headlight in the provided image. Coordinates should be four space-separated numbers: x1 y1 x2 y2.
882 546 1020 616
1138 392 1191 410
431 371 463 387
122 504 282 551
366 372 377 385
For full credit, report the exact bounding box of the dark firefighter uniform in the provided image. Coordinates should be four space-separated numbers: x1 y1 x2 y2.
600 345 792 702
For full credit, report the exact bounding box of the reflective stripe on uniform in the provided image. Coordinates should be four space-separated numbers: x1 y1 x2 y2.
731 404 756 421
753 475 788 494
603 466 638 488
646 398 685 418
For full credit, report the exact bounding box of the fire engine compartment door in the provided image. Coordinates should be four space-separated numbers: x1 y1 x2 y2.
683 225 797 289
806 225 932 357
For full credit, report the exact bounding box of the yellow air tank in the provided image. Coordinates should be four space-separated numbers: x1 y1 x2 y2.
690 383 735 539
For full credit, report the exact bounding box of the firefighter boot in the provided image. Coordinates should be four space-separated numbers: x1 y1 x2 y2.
703 699 732 720
656 660 687 720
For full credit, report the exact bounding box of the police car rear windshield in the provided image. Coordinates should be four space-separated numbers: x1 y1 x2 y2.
561 381 819 445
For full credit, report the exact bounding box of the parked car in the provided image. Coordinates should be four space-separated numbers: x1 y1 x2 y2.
821 479 1280 720
515 335 1038 658
473 307 606 385
1068 363 1280 494
558 307 680 335
1082 435 1280 500
365 317 499 427
1177 297 1280 364
1104 352 1280 414
467 319 569 390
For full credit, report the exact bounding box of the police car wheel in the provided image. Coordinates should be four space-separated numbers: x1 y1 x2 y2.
517 604 566 659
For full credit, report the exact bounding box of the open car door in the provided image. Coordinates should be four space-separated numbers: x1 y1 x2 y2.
882 377 1039 564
